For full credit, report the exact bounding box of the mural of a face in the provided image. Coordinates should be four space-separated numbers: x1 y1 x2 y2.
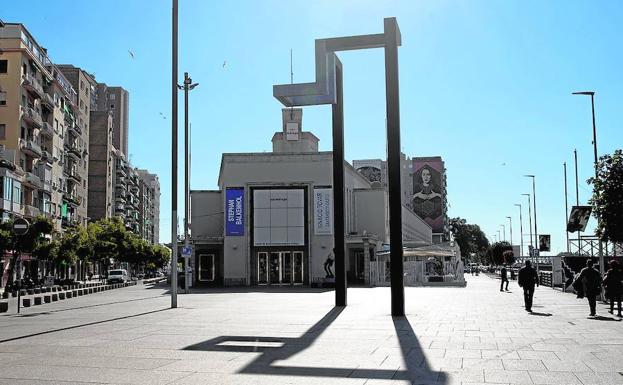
421 168 431 185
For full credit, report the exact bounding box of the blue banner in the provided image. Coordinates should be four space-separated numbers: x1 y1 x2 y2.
225 188 244 236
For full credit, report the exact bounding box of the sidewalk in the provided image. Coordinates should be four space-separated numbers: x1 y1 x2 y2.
0 275 620 384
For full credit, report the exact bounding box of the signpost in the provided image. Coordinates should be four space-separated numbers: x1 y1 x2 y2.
13 218 30 314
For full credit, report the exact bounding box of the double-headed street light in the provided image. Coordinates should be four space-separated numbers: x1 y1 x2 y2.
178 73 199 294
572 90 604 277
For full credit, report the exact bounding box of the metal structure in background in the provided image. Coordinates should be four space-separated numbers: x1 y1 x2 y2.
569 237 620 259
170 0 178 308
572 91 604 278
178 72 199 294
273 18 404 315
514 203 523 257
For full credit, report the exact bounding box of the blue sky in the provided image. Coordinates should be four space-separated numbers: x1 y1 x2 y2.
3 1 622 254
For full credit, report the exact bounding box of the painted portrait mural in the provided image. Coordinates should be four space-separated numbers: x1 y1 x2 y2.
412 158 445 233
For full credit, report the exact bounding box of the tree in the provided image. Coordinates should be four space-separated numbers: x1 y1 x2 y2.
488 241 513 265
588 149 623 243
502 250 516 265
448 217 490 263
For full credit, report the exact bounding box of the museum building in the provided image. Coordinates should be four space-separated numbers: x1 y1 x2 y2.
189 108 440 287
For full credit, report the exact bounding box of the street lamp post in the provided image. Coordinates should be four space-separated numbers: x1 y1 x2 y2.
573 90 605 284
522 193 533 251
170 0 178 308
563 162 570 253
514 204 523 257
500 224 506 242
178 73 198 294
506 216 513 247
524 175 539 272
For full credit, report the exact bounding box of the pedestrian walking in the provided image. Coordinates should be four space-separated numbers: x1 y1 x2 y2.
603 260 622 317
500 265 509 291
518 260 539 312
574 259 602 317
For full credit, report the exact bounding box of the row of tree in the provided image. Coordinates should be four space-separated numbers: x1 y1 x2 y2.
2 216 170 287
449 217 515 266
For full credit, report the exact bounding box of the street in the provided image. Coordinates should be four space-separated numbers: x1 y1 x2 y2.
0 276 621 384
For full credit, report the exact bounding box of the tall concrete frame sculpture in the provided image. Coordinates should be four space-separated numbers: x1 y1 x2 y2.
273 18 405 316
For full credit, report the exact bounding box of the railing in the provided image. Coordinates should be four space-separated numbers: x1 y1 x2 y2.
539 271 553 287
24 205 41 218
22 73 44 96
21 105 43 127
43 93 55 108
19 138 43 157
41 122 53 137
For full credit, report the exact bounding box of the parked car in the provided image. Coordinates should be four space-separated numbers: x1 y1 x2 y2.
107 269 129 284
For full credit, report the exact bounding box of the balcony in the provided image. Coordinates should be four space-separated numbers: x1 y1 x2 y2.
22 74 44 98
41 93 56 110
41 147 52 164
21 106 43 128
67 121 82 136
23 171 43 190
64 192 82 206
65 141 82 159
19 138 43 158
65 167 82 184
40 121 53 138
24 204 41 218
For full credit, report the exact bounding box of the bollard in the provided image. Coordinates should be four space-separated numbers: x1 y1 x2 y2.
1 292 8 299
51 294 58 301
34 288 41 294
0 302 7 313
19 289 26 296
72 290 77 297
22 298 31 307
11 291 17 298
59 292 66 300
51 287 57 293
43 295 51 303
34 297 42 305
66 291 73 299
27 289 34 295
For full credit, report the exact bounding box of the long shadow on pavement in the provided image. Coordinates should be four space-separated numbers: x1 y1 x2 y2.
183 307 447 383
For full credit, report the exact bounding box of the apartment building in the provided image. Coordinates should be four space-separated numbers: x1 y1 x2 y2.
0 23 77 227
57 65 92 228
87 110 113 221
96 84 128 157
137 169 160 244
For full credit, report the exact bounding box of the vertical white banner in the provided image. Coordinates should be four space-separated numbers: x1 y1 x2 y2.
314 187 333 235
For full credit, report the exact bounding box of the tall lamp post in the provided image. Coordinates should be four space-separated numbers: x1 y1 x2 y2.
524 175 539 272
170 0 178 308
563 163 570 253
514 204 524 257
500 224 506 242
506 216 513 248
178 73 198 294
572 91 603 276
522 193 533 251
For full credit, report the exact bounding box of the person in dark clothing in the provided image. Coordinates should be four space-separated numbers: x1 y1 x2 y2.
575 259 602 317
500 265 509 291
603 260 622 317
518 260 539 312
323 250 335 278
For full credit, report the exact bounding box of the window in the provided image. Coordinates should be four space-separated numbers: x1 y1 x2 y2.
2 177 12 201
0 60 7 73
0 91 6 106
110 104 115 109
13 182 21 204
109 93 115 100
80 80 84 90
0 124 5 140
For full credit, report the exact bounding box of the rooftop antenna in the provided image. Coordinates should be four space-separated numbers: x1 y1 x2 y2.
290 49 294 119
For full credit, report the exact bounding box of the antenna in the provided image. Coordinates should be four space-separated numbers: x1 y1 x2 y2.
290 49 294 119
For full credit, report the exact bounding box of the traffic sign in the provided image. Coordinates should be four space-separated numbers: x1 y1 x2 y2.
13 217 30 236
181 246 192 258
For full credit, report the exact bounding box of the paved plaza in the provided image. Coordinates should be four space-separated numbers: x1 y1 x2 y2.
0 275 621 384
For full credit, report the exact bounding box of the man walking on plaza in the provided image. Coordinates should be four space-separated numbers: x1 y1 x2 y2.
500 265 509 291
518 260 539 312
576 259 603 317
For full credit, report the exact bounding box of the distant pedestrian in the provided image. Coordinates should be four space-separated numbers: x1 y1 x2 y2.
500 265 509 291
603 260 622 317
575 259 602 317
518 260 539 312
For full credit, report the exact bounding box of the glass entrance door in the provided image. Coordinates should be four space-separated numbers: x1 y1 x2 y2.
198 254 215 281
257 251 303 285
